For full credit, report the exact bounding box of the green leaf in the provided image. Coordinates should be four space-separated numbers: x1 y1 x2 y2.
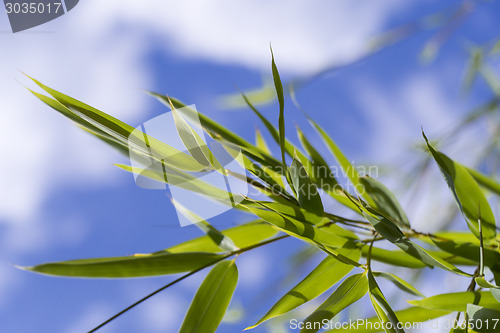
150 93 284 172
367 270 404 333
308 119 375 207
300 272 369 333
171 199 238 252
372 271 424 297
161 221 279 254
28 77 208 173
466 304 500 333
180 260 238 333
359 208 470 276
423 132 496 240
359 176 410 229
255 128 271 155
270 47 286 168
408 291 500 312
249 247 361 329
296 125 339 190
20 252 224 278
325 306 450 333
466 167 500 196
475 277 500 303
289 157 324 215
241 202 350 250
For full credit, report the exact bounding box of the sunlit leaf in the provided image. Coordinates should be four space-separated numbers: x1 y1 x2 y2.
21 252 224 278
367 270 404 333
249 247 361 329
161 221 279 254
408 291 500 312
300 272 369 333
180 260 238 333
423 131 496 240
372 271 424 297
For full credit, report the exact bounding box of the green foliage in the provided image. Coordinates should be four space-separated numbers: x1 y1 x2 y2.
20 36 500 332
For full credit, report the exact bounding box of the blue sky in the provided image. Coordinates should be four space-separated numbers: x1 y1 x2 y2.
1 1 500 332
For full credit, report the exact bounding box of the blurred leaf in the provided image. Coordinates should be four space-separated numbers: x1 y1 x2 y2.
466 304 500 333
289 157 324 215
466 167 500 196
326 306 450 332
408 291 500 312
359 176 410 229
300 272 369 333
162 221 279 254
249 247 361 329
21 252 224 278
180 260 238 333
463 48 483 92
367 270 404 333
372 271 424 297
423 132 497 240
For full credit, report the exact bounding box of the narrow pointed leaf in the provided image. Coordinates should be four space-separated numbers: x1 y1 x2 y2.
270 47 286 168
300 272 369 333
359 176 410 228
289 157 324 215
249 247 361 329
297 125 339 190
367 270 404 333
171 199 238 252
161 221 279 254
372 271 424 297
21 252 224 278
180 260 238 333
423 132 496 240
325 307 450 333
408 291 500 312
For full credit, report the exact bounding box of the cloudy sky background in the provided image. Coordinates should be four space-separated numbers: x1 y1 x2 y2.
1 0 499 332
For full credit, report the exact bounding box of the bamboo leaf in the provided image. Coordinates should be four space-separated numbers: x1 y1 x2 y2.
367 271 404 333
466 304 500 333
171 199 238 252
300 272 369 333
475 277 500 303
466 167 500 196
423 132 497 240
20 252 224 278
255 128 271 155
249 247 361 329
180 260 238 333
270 47 287 168
325 307 450 333
296 125 339 190
372 271 424 297
408 291 500 312
359 176 410 229
289 157 324 216
161 221 279 254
